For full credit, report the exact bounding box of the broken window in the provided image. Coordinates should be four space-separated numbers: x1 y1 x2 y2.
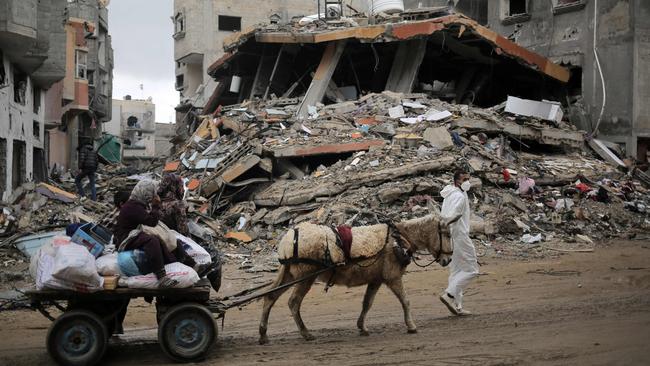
13 67 27 105
174 12 185 36
176 74 185 90
33 121 40 140
127 116 140 128
500 0 530 24
12 140 26 190
32 85 41 114
87 70 95 87
552 0 586 14
218 15 241 32
76 50 88 80
33 148 46 183
508 0 527 15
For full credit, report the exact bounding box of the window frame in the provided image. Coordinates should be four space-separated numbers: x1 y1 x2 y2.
75 50 88 80
500 0 532 25
552 0 587 15
218 15 242 32
173 11 186 39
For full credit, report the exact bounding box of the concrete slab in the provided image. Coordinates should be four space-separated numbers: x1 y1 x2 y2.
271 140 385 158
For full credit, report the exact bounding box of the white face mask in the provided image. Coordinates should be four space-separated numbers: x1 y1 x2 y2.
461 181 471 192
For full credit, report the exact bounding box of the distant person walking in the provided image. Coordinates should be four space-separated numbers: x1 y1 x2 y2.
75 143 98 201
439 169 479 316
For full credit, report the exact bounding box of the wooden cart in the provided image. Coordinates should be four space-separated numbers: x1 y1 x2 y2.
27 266 334 365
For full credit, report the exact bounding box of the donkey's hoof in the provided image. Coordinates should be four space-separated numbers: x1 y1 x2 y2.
259 336 269 345
359 330 370 337
302 333 316 341
407 328 418 334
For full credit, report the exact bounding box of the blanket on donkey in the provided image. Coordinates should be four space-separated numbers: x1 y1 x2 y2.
277 223 388 264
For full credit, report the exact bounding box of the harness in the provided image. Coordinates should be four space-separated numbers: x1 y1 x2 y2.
279 217 453 272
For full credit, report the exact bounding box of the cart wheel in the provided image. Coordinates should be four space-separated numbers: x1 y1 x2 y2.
46 310 108 366
158 303 216 362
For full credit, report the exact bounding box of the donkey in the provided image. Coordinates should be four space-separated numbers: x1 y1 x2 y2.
258 214 452 344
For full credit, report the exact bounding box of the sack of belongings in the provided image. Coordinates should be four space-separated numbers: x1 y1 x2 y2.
119 262 199 289
96 253 121 276
30 236 104 292
176 233 212 265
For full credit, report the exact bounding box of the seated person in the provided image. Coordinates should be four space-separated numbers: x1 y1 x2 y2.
114 180 177 287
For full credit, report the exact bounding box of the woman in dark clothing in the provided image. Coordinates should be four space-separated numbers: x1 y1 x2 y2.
115 180 177 286
157 173 189 236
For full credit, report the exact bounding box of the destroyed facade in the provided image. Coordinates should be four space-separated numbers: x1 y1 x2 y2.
44 0 114 174
0 0 68 201
486 0 650 163
173 0 318 123
106 96 157 167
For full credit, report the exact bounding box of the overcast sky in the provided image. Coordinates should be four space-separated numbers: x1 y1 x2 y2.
108 0 177 123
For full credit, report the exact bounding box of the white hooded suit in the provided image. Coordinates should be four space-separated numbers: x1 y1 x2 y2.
440 184 479 309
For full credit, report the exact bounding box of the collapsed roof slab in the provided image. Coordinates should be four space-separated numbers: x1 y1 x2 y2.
268 140 386 158
450 118 585 149
251 14 569 83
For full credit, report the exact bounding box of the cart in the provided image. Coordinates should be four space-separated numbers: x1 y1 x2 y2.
26 266 334 365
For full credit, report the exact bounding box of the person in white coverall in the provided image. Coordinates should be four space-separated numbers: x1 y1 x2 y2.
439 170 479 316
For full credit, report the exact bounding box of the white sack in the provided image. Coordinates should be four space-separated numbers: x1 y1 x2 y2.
176 233 212 265
96 253 122 276
31 236 103 292
124 262 199 289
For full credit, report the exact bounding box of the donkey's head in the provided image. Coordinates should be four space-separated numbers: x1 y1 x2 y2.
396 214 453 267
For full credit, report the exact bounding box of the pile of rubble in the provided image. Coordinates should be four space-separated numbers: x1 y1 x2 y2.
167 91 650 263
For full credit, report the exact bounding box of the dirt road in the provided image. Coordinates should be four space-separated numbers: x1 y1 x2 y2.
1 240 649 365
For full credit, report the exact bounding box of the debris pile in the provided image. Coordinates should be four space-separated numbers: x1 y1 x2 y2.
168 91 650 262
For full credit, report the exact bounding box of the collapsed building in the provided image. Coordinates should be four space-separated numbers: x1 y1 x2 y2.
152 6 650 255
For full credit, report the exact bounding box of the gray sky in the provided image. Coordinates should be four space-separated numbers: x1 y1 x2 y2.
108 0 177 123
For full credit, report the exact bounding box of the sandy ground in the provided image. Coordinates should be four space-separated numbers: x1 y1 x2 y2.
1 240 649 366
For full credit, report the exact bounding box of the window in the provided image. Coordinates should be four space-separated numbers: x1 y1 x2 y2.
76 50 88 80
508 0 527 16
33 121 40 139
174 12 185 38
500 0 531 25
87 70 95 86
32 85 41 114
13 67 27 105
218 15 241 32
175 74 185 91
552 0 586 15
127 116 139 127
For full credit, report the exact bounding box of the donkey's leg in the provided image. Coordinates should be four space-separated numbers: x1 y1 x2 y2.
288 276 317 341
357 282 381 336
386 278 417 333
259 266 292 345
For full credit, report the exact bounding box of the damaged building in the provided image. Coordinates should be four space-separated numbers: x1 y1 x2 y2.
0 0 68 201
483 0 650 166
204 8 570 117
172 0 320 124
44 0 114 174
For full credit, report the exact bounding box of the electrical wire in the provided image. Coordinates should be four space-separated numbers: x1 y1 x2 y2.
591 0 607 137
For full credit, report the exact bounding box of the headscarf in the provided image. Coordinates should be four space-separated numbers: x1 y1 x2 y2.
130 179 158 204
158 173 184 201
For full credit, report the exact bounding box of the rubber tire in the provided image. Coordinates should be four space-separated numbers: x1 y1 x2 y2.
46 310 108 366
158 303 216 362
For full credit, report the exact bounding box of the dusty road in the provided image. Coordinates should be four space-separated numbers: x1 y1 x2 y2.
1 240 649 365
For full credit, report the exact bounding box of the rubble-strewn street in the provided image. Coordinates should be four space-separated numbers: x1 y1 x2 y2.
1 241 649 365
